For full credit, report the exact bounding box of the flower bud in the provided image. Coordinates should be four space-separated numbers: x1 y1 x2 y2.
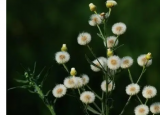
106 0 117 8
107 49 113 57
61 44 67 51
146 52 152 60
89 3 96 12
70 67 77 76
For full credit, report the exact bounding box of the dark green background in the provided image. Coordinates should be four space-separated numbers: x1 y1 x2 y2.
7 0 160 115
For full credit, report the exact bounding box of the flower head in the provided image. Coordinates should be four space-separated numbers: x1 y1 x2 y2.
112 22 126 35
80 91 95 104
142 86 157 99
121 56 133 69
105 36 118 48
134 104 149 115
52 84 67 98
150 102 160 114
126 83 140 96
81 74 89 85
74 77 83 88
107 55 121 70
90 57 107 72
101 80 115 92
89 14 102 26
106 0 117 8
70 67 77 76
77 32 91 45
55 51 70 64
63 77 78 88
137 54 152 67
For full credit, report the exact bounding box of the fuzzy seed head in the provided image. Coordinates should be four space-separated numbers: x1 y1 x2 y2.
101 80 115 92
107 55 121 70
52 84 67 98
126 83 140 95
64 77 78 88
105 36 118 48
112 22 126 35
80 91 95 104
77 32 91 45
55 51 70 64
150 102 160 114
142 86 157 99
121 56 133 69
89 14 102 26
137 54 152 67
81 74 89 85
134 104 149 115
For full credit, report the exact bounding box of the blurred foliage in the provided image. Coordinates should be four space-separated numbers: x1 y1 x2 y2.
7 0 160 115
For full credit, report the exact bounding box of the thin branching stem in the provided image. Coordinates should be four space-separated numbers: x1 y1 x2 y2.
136 66 146 83
62 64 69 73
128 69 134 83
119 96 132 115
136 95 143 104
93 102 102 113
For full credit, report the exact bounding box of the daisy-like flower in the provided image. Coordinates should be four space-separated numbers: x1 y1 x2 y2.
63 77 78 89
52 84 67 98
55 51 70 64
137 54 152 67
107 55 121 70
90 57 107 72
105 36 118 48
74 77 83 88
80 91 95 104
101 80 115 92
81 74 89 85
126 83 140 96
142 86 157 99
134 104 149 115
121 56 134 69
150 102 160 114
77 32 91 45
112 22 126 35
89 14 102 26
106 0 117 8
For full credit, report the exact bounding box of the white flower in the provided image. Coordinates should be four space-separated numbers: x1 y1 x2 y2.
90 57 107 72
106 0 117 8
77 32 91 45
64 77 78 89
105 36 118 48
137 54 152 67
126 83 140 96
134 104 149 115
81 74 89 85
107 55 121 70
101 80 115 92
112 22 126 35
55 51 70 64
74 77 83 88
121 56 134 69
52 84 67 98
80 91 95 104
89 14 102 26
142 86 157 99
150 102 160 114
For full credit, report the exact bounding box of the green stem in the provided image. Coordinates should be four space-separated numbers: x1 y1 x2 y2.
136 66 146 83
136 95 143 104
105 73 109 115
102 92 105 115
128 69 134 83
112 35 119 50
93 102 102 113
119 96 132 115
145 99 148 104
63 64 69 73
97 25 105 40
86 85 102 100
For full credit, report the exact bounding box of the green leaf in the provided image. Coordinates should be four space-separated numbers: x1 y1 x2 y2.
87 106 101 115
28 90 36 93
45 90 51 96
33 62 37 75
8 85 30 91
36 66 46 80
14 79 28 83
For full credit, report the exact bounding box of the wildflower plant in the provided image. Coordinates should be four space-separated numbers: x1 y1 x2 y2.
8 1 160 115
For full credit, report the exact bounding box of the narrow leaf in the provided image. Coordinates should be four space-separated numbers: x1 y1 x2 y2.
14 79 28 83
87 106 101 115
36 66 46 80
33 62 37 75
45 90 51 96
8 85 29 91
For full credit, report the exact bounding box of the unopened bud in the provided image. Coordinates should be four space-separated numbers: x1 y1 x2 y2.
146 52 152 60
107 49 113 57
61 44 67 51
89 3 96 12
106 0 117 8
70 67 77 76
